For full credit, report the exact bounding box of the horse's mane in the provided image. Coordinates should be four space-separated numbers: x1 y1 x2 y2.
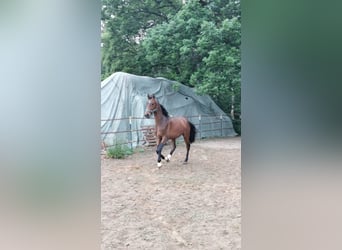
159 104 169 117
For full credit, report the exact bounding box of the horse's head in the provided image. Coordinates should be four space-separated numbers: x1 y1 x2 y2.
144 94 158 118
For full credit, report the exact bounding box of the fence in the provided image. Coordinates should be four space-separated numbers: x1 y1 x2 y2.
101 114 239 151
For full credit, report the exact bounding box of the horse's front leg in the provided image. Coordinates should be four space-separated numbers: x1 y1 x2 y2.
156 136 165 160
156 137 168 168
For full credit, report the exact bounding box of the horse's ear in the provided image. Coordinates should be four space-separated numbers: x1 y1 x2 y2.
152 94 155 99
147 94 151 99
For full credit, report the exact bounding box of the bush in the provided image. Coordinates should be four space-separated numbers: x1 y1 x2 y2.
107 142 133 159
232 119 241 135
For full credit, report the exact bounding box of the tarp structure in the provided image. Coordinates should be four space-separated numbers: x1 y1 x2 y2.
101 72 236 147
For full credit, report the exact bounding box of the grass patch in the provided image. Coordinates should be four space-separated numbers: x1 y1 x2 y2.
107 142 133 159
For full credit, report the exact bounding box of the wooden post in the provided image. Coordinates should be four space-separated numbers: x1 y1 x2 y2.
129 116 133 150
220 115 223 137
199 115 201 140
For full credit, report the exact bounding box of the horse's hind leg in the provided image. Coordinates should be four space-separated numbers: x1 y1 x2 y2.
183 135 191 163
166 139 176 162
184 142 190 163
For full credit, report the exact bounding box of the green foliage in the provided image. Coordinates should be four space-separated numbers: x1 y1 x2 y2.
142 1 213 85
172 82 180 92
101 0 241 132
233 119 241 135
101 0 182 80
141 0 241 117
106 142 133 159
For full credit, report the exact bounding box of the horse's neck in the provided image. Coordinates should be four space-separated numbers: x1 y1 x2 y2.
154 108 168 127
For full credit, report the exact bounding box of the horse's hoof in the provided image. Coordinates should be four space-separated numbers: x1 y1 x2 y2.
183 161 188 165
166 154 172 162
157 162 162 168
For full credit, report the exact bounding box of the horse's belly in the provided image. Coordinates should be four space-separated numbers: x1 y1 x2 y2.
167 130 183 139
157 130 181 139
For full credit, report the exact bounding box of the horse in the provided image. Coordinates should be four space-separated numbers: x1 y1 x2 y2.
144 94 196 168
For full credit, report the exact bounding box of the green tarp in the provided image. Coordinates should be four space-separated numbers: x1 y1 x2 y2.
101 72 236 147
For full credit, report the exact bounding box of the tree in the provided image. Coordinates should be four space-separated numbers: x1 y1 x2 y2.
141 1 213 84
101 0 241 133
191 16 241 117
141 0 241 117
101 0 182 79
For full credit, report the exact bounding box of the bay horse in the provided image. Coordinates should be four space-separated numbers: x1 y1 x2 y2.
144 94 196 168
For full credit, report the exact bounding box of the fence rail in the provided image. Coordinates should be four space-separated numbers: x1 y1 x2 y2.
101 115 240 150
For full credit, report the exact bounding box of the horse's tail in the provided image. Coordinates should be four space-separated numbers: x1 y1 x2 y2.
188 121 196 143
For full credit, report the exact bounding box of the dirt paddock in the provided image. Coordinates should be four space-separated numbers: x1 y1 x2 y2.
101 137 241 249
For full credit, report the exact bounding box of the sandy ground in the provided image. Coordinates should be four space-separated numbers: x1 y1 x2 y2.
101 137 241 249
